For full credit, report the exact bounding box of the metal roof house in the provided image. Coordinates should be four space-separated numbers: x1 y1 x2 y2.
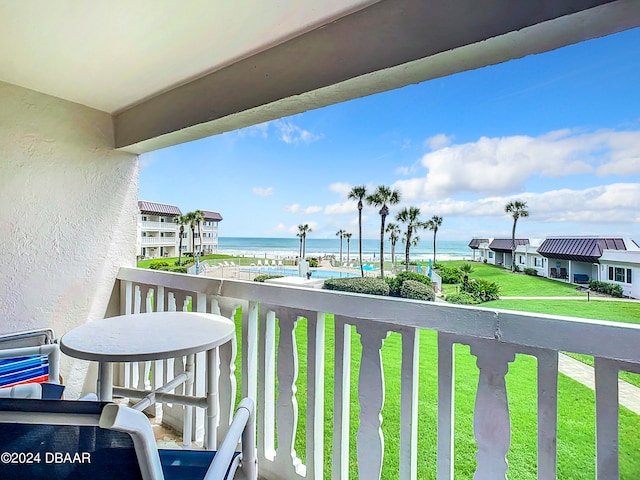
486 238 530 268
4 2 640 478
538 236 639 289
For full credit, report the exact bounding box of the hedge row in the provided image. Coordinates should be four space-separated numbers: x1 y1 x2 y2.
523 267 538 276
254 275 284 283
324 272 435 302
589 279 624 297
324 277 390 295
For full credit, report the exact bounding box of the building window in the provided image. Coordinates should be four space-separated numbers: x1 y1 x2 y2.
609 266 632 283
489 252 494 259
142 216 147 221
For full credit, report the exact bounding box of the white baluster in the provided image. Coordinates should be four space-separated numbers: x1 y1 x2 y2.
537 350 558 479
595 357 619 479
275 310 303 476
356 323 389 480
243 301 259 404
306 312 325 480
218 332 237 442
437 333 455 480
332 316 351 479
400 327 419 480
470 341 515 480
259 308 276 461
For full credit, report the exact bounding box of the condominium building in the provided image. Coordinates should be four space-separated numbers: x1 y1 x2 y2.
137 201 222 259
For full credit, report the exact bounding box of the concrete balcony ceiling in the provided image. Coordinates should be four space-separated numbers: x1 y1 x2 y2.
1 0 639 154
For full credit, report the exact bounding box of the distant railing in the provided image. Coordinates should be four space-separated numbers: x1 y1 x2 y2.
140 221 176 231
115 267 640 479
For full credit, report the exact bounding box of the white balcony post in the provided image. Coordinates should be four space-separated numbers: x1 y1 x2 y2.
470 340 515 480
356 323 388 480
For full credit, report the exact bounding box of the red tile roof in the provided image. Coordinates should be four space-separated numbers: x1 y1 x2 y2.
138 201 182 216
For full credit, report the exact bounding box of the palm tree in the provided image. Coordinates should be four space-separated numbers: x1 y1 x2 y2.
194 209 205 256
184 211 197 256
297 224 312 258
336 229 346 263
505 200 529 271
174 214 188 265
396 207 426 271
386 222 401 270
366 185 401 277
426 215 443 265
344 232 352 263
348 185 367 277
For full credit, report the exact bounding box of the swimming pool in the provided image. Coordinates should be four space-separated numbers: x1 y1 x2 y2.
241 267 358 279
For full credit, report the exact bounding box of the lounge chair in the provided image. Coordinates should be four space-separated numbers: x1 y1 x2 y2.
0 397 257 480
550 268 559 278
0 329 60 388
560 268 568 279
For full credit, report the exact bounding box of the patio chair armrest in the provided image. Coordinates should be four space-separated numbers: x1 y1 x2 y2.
205 397 257 480
100 403 165 480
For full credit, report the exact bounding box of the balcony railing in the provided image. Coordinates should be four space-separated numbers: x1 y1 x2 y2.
140 236 176 245
114 267 640 479
141 221 176 231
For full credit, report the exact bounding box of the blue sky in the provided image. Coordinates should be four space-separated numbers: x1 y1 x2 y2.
140 27 640 241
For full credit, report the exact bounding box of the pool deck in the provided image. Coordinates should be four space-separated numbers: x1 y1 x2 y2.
203 259 377 281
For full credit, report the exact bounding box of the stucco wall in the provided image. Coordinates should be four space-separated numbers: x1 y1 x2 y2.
0 82 138 395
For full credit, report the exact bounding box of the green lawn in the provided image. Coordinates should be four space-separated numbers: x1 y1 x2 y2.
440 261 586 297
232 313 640 479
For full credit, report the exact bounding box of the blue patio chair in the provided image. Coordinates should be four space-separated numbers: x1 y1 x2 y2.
0 397 256 480
0 328 61 388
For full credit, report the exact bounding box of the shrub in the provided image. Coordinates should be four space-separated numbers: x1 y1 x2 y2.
445 292 481 305
512 264 521 273
149 260 169 270
436 265 464 284
589 280 624 297
461 278 501 303
400 280 435 301
254 275 284 282
323 277 390 296
523 267 538 276
459 263 475 275
166 265 187 273
386 271 433 297
308 258 319 267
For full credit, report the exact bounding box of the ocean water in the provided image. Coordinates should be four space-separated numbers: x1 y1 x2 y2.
218 237 472 261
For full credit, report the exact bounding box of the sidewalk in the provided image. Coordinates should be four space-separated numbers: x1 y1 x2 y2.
559 353 640 415
501 295 640 302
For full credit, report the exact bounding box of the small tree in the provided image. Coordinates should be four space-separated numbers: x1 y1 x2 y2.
396 206 426 271
194 209 204 255
367 185 401 278
386 222 401 269
426 215 443 264
348 185 368 277
336 229 346 263
505 200 529 271
174 214 188 265
344 232 352 263
297 224 312 258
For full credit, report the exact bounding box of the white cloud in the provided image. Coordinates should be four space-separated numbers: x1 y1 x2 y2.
284 204 323 214
238 121 271 138
395 129 640 200
414 183 640 224
329 182 352 197
252 186 273 197
275 121 322 144
424 133 454 150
